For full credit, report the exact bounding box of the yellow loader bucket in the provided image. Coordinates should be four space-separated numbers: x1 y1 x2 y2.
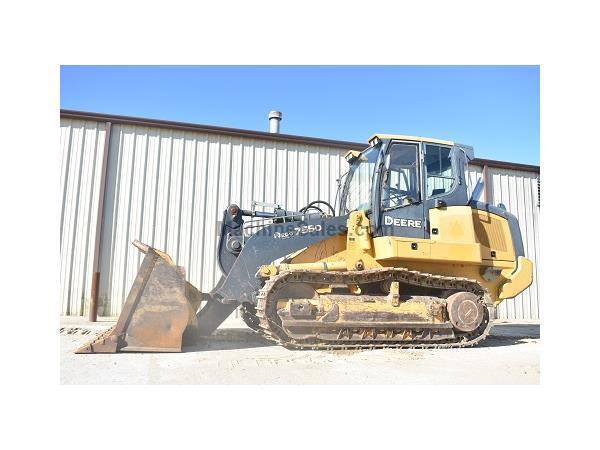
76 241 204 353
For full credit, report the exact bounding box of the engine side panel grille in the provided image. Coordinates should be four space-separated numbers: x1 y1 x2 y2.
472 211 508 252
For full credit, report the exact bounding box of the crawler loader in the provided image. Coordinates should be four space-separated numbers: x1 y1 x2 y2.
77 134 533 353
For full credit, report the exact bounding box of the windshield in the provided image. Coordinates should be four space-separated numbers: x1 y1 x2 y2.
341 144 380 213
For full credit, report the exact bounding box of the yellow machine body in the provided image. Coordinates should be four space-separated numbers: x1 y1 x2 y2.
263 208 533 306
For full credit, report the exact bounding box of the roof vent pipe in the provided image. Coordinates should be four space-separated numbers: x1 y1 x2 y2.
268 111 282 133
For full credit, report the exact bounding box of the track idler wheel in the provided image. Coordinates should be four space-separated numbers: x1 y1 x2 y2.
446 292 484 333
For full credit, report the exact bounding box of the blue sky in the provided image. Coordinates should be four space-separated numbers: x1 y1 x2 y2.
60 66 539 165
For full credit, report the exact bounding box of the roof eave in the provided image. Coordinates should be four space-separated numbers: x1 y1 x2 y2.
60 109 539 173
60 109 367 151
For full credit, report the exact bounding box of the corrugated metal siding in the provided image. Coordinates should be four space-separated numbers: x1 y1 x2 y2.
97 125 346 316
466 165 483 199
487 167 540 320
60 119 106 315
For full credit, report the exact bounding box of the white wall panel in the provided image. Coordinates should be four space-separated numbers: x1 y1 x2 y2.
466 165 483 201
488 168 540 320
60 119 106 315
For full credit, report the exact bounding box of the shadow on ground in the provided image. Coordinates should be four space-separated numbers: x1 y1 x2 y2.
180 323 540 352
490 323 540 338
479 323 540 348
183 329 275 352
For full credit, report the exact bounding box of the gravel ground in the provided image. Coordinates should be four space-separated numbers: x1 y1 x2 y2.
60 317 539 384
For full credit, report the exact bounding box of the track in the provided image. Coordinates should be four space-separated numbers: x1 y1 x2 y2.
242 268 493 349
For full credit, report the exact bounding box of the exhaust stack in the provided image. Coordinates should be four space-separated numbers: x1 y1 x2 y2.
268 111 282 133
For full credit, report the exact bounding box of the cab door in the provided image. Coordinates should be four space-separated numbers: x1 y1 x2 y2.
422 143 469 237
378 141 426 239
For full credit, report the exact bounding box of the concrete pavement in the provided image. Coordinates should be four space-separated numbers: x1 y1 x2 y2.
60 317 539 384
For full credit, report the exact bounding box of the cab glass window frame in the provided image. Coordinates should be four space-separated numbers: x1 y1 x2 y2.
380 142 421 211
424 144 455 199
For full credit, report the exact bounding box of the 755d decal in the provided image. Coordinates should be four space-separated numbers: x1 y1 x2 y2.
274 224 322 239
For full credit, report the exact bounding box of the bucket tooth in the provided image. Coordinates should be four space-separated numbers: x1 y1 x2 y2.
76 241 199 354
75 326 119 353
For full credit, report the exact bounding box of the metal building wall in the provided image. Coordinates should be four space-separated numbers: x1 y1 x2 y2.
488 167 540 320
60 119 107 315
97 124 346 316
465 165 483 197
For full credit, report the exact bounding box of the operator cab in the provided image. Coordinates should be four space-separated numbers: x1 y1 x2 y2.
339 134 474 239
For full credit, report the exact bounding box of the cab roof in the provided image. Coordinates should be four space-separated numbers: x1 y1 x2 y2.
369 134 455 147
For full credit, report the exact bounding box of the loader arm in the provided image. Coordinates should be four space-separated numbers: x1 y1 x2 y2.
213 214 349 304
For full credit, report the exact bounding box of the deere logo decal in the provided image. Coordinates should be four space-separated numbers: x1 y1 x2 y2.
384 216 422 228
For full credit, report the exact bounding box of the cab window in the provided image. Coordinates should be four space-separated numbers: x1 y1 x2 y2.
425 144 454 197
343 145 379 212
382 143 419 209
